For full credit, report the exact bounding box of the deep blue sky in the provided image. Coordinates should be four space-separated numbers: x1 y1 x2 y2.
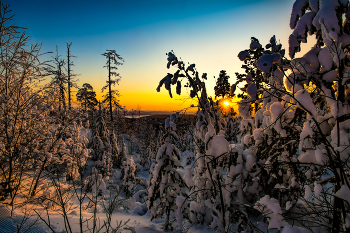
7 0 299 111
10 0 274 37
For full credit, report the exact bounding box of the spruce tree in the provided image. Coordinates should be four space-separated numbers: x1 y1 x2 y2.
214 70 231 98
148 115 188 231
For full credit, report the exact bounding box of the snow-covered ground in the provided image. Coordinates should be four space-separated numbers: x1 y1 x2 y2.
0 142 217 233
0 208 219 233
0 205 162 233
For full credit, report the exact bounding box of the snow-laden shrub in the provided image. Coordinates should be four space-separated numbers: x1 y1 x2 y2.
147 115 188 231
89 113 123 176
231 2 350 230
120 155 142 197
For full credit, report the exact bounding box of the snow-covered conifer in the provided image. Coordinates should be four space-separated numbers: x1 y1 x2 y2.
147 115 188 231
120 155 141 197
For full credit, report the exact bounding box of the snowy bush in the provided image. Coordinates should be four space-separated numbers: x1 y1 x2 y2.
89 113 123 176
120 155 142 197
147 115 188 231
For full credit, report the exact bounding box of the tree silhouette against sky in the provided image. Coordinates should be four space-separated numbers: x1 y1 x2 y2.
101 50 123 123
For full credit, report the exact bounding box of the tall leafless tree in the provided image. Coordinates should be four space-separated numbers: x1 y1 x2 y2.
49 46 66 112
101 50 123 123
66 42 77 110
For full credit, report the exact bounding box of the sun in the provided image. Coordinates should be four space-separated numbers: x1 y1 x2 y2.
224 101 229 106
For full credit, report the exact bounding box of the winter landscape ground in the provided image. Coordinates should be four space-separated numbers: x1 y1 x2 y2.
1 0 350 232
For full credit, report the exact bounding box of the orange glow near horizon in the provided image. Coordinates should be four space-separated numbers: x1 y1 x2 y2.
94 91 199 113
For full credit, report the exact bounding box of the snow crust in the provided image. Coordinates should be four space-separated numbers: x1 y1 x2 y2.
304 185 312 199
314 182 322 196
335 185 350 204
206 135 229 157
294 90 317 118
255 195 289 229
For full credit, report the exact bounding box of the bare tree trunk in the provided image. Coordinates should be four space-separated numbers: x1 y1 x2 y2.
332 59 346 233
332 184 342 233
108 56 113 122
30 157 47 197
67 43 72 111
60 65 66 112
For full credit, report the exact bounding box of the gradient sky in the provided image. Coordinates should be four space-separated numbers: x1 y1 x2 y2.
7 0 302 112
